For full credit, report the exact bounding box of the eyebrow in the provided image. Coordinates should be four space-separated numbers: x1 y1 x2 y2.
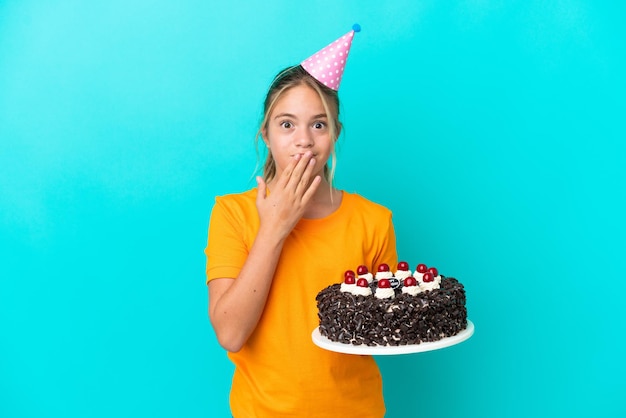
273 113 328 120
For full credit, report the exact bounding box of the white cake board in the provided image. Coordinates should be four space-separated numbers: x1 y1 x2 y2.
312 319 474 355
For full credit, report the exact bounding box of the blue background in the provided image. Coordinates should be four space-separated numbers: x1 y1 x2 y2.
1 1 624 417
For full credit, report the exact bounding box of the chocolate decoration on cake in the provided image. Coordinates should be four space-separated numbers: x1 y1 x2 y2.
316 262 468 346
388 277 401 289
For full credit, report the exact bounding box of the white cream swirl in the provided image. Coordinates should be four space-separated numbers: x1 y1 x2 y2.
340 283 356 293
375 287 395 299
394 270 412 280
419 281 440 292
434 275 442 286
402 285 422 296
358 273 374 284
414 272 425 283
351 285 372 297
375 271 393 281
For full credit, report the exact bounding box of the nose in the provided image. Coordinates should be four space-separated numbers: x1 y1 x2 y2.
295 128 314 148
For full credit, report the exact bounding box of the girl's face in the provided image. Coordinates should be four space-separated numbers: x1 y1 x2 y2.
263 84 334 182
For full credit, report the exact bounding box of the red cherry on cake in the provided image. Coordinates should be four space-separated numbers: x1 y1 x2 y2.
404 276 417 287
356 278 369 287
356 265 369 275
378 279 391 288
397 261 410 271
344 275 356 285
344 270 356 279
416 263 428 273
422 272 434 283
428 267 439 277
377 263 390 272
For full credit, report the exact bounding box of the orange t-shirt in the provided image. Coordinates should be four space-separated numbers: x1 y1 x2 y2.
205 189 397 417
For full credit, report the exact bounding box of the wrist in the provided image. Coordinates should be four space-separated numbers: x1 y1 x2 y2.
256 223 289 248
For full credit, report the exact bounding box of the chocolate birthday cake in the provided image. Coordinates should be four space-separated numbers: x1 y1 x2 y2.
316 262 467 346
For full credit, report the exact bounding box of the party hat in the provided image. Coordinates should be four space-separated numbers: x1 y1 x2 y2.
301 24 361 91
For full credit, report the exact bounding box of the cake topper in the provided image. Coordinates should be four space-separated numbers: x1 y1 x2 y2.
300 23 361 91
397 261 410 271
404 277 418 287
422 272 435 283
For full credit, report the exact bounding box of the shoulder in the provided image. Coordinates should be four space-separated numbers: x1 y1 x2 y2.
342 191 392 217
214 188 257 208
211 188 258 219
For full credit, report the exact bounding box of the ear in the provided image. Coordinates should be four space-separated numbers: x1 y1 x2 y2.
261 127 270 146
335 122 343 142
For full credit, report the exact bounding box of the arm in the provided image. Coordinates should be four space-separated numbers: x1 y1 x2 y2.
208 152 321 352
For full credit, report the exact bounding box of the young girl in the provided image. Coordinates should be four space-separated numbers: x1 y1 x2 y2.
205 27 398 417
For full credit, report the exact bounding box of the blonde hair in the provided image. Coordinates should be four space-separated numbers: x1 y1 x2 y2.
255 65 341 185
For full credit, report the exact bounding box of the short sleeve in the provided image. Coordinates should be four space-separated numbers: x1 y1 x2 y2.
373 210 398 270
204 196 252 284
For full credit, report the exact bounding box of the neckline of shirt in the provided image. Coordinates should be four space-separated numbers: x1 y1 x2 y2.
296 190 350 227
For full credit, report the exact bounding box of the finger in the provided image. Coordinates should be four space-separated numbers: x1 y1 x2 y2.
276 154 302 187
256 176 267 203
287 152 315 191
294 156 317 195
300 175 322 204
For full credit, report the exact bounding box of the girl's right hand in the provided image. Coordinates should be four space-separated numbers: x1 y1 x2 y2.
255 151 322 241
209 151 322 352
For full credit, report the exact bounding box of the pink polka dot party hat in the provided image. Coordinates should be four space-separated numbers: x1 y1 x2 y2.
301 24 361 91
